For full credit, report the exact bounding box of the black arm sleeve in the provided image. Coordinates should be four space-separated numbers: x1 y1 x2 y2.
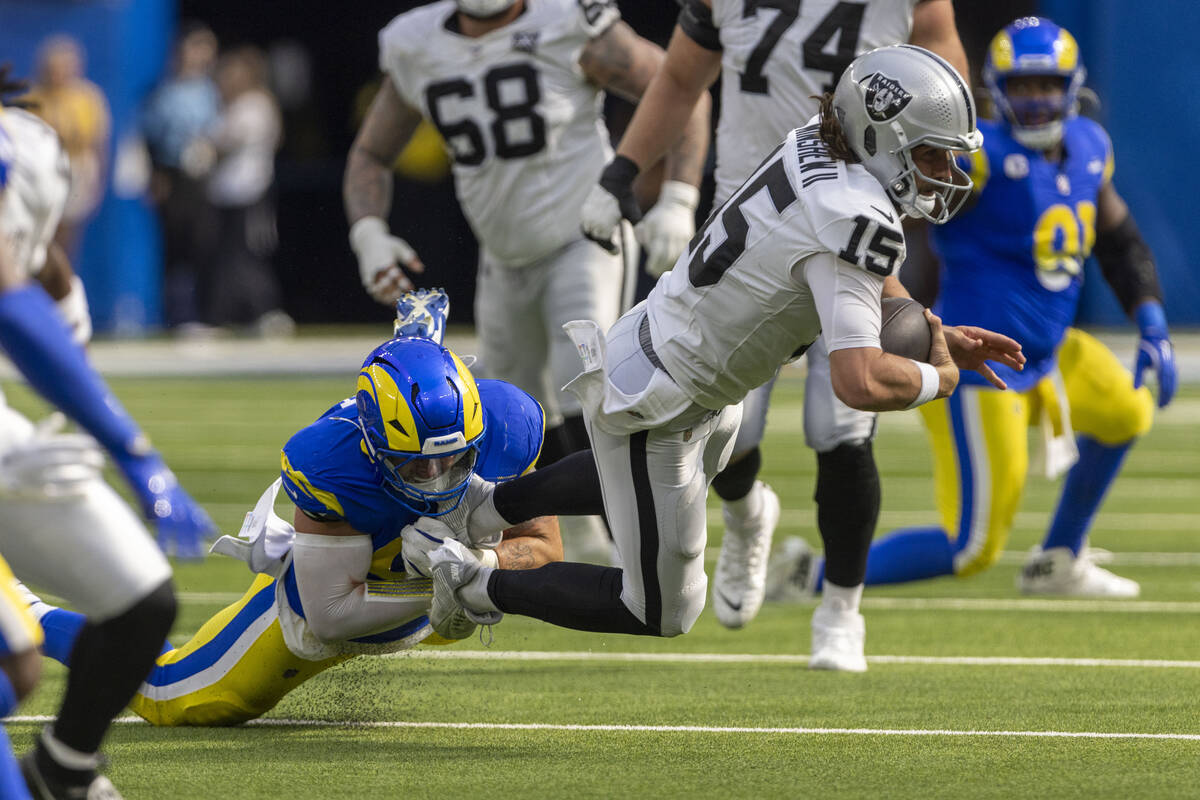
678 0 722 51
1092 213 1163 316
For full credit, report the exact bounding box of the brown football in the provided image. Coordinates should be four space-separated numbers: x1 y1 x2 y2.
880 297 932 362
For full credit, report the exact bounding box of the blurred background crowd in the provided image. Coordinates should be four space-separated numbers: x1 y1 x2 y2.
0 0 1195 337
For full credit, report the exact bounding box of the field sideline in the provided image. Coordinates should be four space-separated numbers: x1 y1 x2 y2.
1 357 1197 798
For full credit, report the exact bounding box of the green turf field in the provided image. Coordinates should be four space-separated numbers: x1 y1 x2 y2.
3 375 1198 799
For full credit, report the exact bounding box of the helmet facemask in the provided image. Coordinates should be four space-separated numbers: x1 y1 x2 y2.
886 136 976 224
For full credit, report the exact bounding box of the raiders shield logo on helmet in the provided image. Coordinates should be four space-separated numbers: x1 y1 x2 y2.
862 73 913 122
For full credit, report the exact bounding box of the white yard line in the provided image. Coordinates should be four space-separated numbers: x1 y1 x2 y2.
168 592 1200 611
383 650 1200 669
4 715 1197 741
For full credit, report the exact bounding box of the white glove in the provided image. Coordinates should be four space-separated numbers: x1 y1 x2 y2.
579 182 624 254
56 275 93 345
635 180 699 278
349 216 424 305
401 516 499 578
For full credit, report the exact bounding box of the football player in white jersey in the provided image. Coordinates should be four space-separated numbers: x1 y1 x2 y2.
1 74 214 798
580 0 967 669
344 0 711 563
419 46 1023 646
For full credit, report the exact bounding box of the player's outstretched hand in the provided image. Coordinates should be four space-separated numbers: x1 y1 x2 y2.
581 156 642 255
349 216 426 305
925 310 959 399
119 453 216 560
635 180 699 278
944 324 1025 391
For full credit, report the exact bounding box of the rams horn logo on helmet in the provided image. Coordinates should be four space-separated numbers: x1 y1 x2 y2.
862 73 913 122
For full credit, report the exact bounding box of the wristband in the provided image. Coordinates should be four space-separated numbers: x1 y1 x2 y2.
906 360 940 409
472 548 500 570
348 216 389 256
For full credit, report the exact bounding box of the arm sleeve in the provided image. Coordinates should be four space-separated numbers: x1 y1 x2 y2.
291 532 431 644
803 249 885 353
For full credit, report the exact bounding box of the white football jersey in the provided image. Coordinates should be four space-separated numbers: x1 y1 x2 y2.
711 0 920 204
380 0 619 268
648 124 905 410
0 108 70 277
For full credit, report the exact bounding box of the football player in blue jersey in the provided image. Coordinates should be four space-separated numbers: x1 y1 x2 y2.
769 17 1174 600
24 292 563 726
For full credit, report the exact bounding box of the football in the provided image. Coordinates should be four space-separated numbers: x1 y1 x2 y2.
880 297 932 362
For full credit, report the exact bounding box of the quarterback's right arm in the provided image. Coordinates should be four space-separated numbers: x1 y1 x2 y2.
805 251 957 411
343 77 426 305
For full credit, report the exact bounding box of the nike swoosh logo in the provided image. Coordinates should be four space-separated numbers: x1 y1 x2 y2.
715 588 742 612
870 205 895 223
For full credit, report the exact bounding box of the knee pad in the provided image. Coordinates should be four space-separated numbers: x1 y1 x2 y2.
711 447 762 502
814 441 879 512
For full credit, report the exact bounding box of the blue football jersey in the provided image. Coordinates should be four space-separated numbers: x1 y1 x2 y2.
933 116 1114 391
277 379 544 636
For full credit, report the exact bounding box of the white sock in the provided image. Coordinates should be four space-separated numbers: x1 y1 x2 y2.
41 727 101 771
821 581 864 613
458 567 499 613
724 481 764 523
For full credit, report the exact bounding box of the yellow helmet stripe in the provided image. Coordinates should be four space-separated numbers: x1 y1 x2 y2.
358 364 422 452
989 30 1014 72
1055 28 1080 72
448 351 485 443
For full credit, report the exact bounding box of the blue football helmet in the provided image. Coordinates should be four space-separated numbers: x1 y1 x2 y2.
355 337 485 514
983 17 1086 150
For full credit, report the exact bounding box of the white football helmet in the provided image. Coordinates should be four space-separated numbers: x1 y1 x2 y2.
833 45 983 224
456 0 518 18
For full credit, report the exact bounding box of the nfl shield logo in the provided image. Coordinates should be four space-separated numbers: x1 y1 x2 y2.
862 73 913 122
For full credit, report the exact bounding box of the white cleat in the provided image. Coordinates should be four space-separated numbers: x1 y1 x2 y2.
711 482 781 629
1017 546 1140 597
428 538 502 640
809 598 867 672
393 287 449 344
764 536 820 603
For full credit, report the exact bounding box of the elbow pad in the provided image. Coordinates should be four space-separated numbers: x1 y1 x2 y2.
1093 215 1162 316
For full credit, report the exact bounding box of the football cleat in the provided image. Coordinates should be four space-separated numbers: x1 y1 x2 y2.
711 482 780 628
1017 546 1140 597
764 536 820 603
21 750 123 800
428 538 502 640
809 598 867 672
393 287 449 345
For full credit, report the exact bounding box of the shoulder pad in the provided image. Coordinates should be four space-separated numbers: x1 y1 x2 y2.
476 380 546 481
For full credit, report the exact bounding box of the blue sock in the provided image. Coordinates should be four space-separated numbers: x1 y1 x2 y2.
1043 436 1133 555
0 669 18 716
38 608 88 667
0 727 32 800
0 285 143 457
859 526 957 585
